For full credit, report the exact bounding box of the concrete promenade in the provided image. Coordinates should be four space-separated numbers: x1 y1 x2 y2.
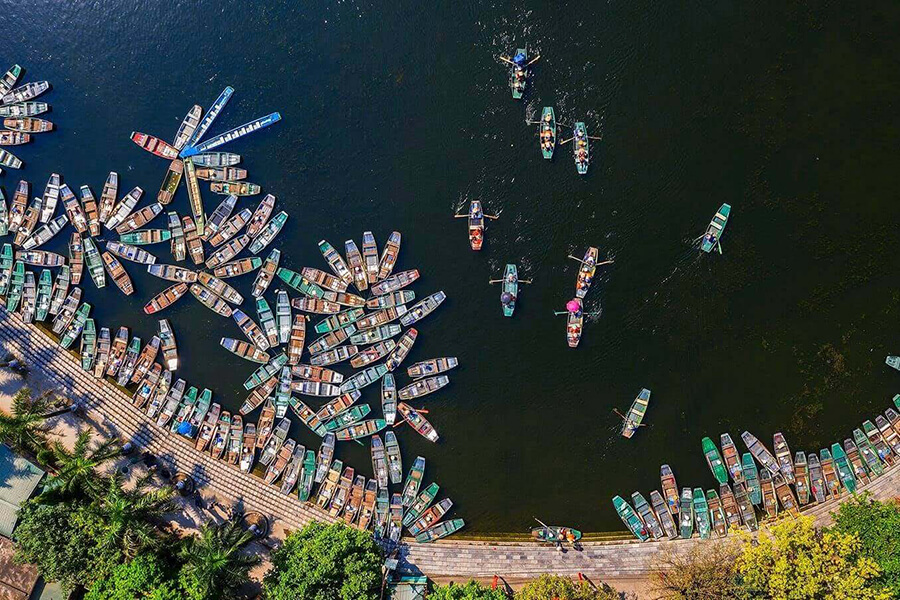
2 306 899 585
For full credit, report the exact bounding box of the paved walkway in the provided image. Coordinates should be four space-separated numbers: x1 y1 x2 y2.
2 306 900 585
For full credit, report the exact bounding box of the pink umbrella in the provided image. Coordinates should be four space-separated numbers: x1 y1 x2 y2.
566 299 580 313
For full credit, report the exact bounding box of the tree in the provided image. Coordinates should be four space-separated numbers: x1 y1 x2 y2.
0 387 52 459
736 516 891 599
177 515 260 600
515 575 619 600
84 553 181 600
13 500 121 591
651 543 742 599
429 580 508 600
91 473 176 560
830 494 900 596
40 429 120 499
263 521 381 600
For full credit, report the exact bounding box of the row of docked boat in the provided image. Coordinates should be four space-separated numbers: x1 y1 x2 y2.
613 408 900 541
0 64 54 170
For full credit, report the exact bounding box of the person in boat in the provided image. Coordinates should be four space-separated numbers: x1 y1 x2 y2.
705 233 717 246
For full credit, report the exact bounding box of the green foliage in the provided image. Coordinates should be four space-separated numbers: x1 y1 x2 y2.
13 501 121 591
830 494 900 596
736 516 891 599
40 429 121 500
515 574 618 600
651 543 742 599
429 580 508 600
0 387 52 459
84 553 181 600
177 515 260 600
91 473 176 559
263 521 381 600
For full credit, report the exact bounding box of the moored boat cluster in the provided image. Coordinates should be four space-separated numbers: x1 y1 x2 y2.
0 64 55 172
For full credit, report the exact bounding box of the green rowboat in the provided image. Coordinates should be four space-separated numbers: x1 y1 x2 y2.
415 518 465 543
678 488 693 538
741 453 762 505
702 436 728 484
693 488 711 540
530 524 582 544
403 482 439 527
298 450 316 502
6 260 24 311
83 237 106 288
612 495 648 541
831 442 856 493
80 318 96 371
501 264 517 317
323 404 371 432
573 122 589 175
509 48 527 100
540 107 555 159
0 244 12 296
243 353 288 391
35 269 51 321
277 267 326 299
621 388 650 438
60 303 91 349
700 203 731 254
853 428 884 477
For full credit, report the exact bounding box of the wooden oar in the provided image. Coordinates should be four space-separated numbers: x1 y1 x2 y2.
717 242 723 255
498 56 516 66
587 135 602 140
553 311 569 316
525 55 541 66
453 214 468 219
488 279 503 284
484 214 500 220
568 255 615 268
613 408 628 421
519 279 533 284
559 137 575 145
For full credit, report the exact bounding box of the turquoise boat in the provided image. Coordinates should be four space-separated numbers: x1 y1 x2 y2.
613 495 648 541
0 244 12 296
573 122 589 175
741 453 762 505
540 107 555 159
700 204 731 254
679 487 694 538
853 428 884 477
403 482 439 528
702 437 728 485
277 267 326 299
323 404 371 432
501 264 517 317
80 318 96 371
60 303 91 349
244 353 289 390
315 308 365 334
414 518 465 543
831 443 856 493
621 389 650 439
171 386 199 433
509 48 527 100
35 269 51 321
6 260 24 311
693 488 711 540
298 450 316 502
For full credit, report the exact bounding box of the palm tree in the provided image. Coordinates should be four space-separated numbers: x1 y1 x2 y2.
0 387 51 458
178 514 261 599
92 472 177 559
40 429 121 499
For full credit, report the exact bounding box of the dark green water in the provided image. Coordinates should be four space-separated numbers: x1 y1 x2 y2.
4 1 900 531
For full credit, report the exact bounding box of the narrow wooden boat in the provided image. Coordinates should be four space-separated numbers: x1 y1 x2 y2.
182 159 206 235
256 298 279 347
773 473 799 516
21 214 68 250
214 256 261 279
382 430 402 484
660 464 680 516
164 211 186 262
232 308 270 350
299 450 317 502
566 298 583 348
340 365 388 394
277 267 325 299
97 173 119 225
315 435 337 485
143 282 188 314
0 102 47 117
0 191 9 238
195 403 222 451
135 370 166 414
3 117 52 133
147 263 197 283
211 181 260 196
621 389 651 439
863 419 894 465
291 380 341 398
467 200 484 251
49 286 81 336
733 483 758 531
12 201 39 246
398 375 448 401
7 181 28 234
573 122 589 175
831 443 857 493
165 382 193 431
197 272 242 304
0 130 29 146
719 484 743 532
189 283 232 317
700 204 731 254
0 148 22 169
1 81 49 105
155 318 178 371
101 252 134 295
148 374 178 423
692 488 711 539
280 444 306 494
383 329 416 372
321 290 366 308
59 302 91 349
78 186 100 238
387 493 404 542
180 215 205 265
720 433 744 484
5 260 24 312
255 400 276 449
397 403 439 442
275 290 291 344
404 483 440 530
650 490 679 539
172 105 203 151
287 314 306 365
252 249 279 298
350 341 396 369
19 271 35 323
196 167 247 181
741 431 778 475
771 432 795 484
315 459 342 509
301 267 347 293
182 87 234 152
854 428 884 477
370 435 390 490
15 250 65 267
240 424 257 473
357 478 378 530
400 292 445 327
539 107 556 159
341 240 367 292
56 185 86 234
399 456 426 509
329 465 355 517
843 438 871 486
190 152 241 168
0 245 12 297
80 319 97 372
820 448 841 499
105 186 143 230
239 376 277 415
292 296 341 315
157 159 183 205
116 336 142 385
107 241 156 265
35 269 51 322
702 436 728 484
508 48 528 99
371 269 419 297
318 239 353 286
105 326 129 378
315 391 363 425
613 495 649 542
314 310 364 336
741 453 762 505
0 65 21 96
205 233 251 269
292 365 342 386
356 306 408 331
380 373 398 425
308 324 356 356
794 452 811 505
245 194 275 238
409 499 455 539
265 438 295 484
350 324 401 346
574 247 599 299
274 366 292 418
201 194 236 242
226 415 244 466
336 419 386 441
876 414 900 458
131 132 178 159
243 353 288 391
129 336 160 384
705 490 727 537
807 453 828 503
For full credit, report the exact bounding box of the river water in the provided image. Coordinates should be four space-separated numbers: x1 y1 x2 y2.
3 1 900 531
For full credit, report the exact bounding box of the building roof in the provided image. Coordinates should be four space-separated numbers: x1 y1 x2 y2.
0 444 45 538
387 576 427 600
0 535 38 600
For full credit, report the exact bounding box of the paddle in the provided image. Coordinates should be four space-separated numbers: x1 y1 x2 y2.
498 56 516 66
717 241 723 255
519 279 533 284
613 408 647 426
553 311 570 316
484 214 500 220
559 137 575 145
568 255 615 268
525 55 541 66
587 136 602 140
453 214 468 219
488 279 503 284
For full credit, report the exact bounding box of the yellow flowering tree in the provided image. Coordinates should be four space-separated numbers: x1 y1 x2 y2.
736 516 891 600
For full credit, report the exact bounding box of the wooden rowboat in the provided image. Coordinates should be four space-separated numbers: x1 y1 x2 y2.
131 132 178 159
397 403 439 442
189 283 232 317
378 231 401 280
539 107 555 159
467 200 484 250
252 249 280 298
621 388 650 439
101 252 133 295
214 256 262 279
700 204 731 254
573 122 589 175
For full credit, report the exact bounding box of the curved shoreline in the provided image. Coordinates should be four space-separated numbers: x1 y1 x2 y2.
3 305 900 582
